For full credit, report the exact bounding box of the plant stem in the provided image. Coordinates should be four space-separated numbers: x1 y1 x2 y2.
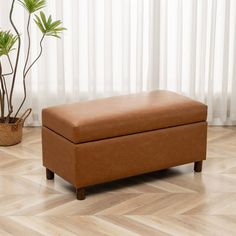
14 34 45 118
2 54 14 76
24 34 45 78
0 62 5 121
23 14 31 76
1 55 13 116
3 75 10 115
0 89 2 122
13 14 31 120
6 0 21 122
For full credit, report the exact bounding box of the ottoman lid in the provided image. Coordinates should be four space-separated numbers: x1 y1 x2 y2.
42 90 207 144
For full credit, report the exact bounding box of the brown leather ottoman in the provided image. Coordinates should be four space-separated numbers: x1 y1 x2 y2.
42 90 207 200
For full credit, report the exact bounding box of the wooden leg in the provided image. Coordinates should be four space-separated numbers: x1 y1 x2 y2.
194 161 203 172
76 188 86 200
46 168 54 180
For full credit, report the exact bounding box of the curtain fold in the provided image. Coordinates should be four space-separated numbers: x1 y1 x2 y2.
0 0 236 125
121 0 131 93
221 0 230 121
136 0 143 92
88 0 96 98
160 0 168 90
71 0 80 101
147 0 160 90
104 0 113 94
207 0 217 122
56 0 66 102
231 6 236 120
198 0 208 102
176 0 183 93
189 0 197 98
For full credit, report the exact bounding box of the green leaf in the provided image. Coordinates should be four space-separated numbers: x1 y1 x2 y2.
0 30 18 57
34 11 66 38
34 15 46 33
48 20 62 30
18 0 46 14
40 11 47 26
48 15 52 25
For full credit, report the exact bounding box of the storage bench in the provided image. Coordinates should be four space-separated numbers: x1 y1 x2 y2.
42 90 207 200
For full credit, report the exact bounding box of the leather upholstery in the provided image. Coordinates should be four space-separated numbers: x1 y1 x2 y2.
42 90 207 143
42 122 207 188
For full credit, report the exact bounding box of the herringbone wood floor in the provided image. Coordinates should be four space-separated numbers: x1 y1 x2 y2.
0 127 236 235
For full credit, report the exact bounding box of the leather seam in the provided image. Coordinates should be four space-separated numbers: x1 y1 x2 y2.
43 120 207 145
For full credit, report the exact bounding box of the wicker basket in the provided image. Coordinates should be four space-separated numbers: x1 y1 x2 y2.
0 118 24 146
0 109 32 146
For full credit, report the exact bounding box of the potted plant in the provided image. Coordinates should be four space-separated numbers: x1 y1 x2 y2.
0 0 66 146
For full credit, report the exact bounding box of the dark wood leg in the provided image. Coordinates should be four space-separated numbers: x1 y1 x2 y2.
194 161 203 172
76 188 86 200
46 168 54 180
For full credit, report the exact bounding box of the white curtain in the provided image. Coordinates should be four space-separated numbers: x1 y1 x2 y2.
0 0 236 125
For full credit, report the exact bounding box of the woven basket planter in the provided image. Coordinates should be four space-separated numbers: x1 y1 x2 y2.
0 118 24 146
0 109 32 146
